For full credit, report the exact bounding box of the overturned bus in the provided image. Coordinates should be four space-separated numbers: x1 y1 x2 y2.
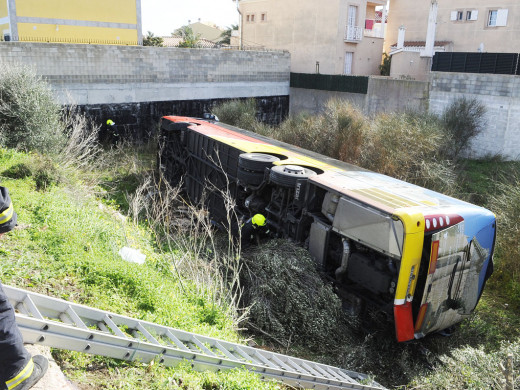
158 115 495 342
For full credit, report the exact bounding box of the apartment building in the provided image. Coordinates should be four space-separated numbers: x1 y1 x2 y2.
386 0 519 79
238 0 388 76
1 0 142 45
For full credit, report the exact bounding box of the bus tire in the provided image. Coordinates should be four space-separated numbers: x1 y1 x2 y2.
239 153 280 172
270 165 317 187
237 167 265 186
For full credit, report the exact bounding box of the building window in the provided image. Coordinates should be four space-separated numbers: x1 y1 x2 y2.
488 9 508 26
261 13 266 22
344 52 353 75
450 10 464 21
246 14 256 23
466 10 478 21
251 14 255 22
488 10 498 25
246 15 250 22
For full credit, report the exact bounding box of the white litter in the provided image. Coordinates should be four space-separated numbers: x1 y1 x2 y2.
118 247 146 264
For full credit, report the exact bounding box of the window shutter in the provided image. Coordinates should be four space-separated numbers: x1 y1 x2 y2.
470 10 478 21
450 11 458 21
496 9 508 26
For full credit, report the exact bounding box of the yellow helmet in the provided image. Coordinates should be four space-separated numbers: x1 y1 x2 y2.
106 119 115 126
252 214 266 227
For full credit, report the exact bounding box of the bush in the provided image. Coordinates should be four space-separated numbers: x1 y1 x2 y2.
212 99 259 129
442 97 486 160
0 65 66 153
240 239 356 350
362 111 456 194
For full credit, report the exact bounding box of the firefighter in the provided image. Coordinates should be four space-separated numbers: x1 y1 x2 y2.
0 186 48 390
240 213 270 247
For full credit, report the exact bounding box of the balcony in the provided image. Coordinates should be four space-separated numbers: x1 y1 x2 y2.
344 25 363 42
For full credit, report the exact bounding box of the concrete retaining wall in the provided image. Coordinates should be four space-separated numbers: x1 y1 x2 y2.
290 76 429 116
0 42 290 105
429 72 520 160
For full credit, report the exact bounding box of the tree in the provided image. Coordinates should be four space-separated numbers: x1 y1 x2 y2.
219 24 238 45
143 31 164 47
173 26 200 48
379 52 391 76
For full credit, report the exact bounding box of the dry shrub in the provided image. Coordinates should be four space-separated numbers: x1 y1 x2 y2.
362 111 456 194
126 171 247 327
489 179 520 303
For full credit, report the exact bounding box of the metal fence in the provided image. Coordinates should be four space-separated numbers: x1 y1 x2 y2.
432 52 520 75
290 73 369 94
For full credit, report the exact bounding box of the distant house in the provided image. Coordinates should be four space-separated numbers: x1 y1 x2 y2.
386 0 519 79
0 0 142 45
238 0 388 76
162 36 220 49
187 20 225 43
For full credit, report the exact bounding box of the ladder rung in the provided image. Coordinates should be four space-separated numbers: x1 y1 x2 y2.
64 306 88 329
137 323 160 345
214 341 241 362
190 336 217 357
23 295 44 320
165 330 191 352
103 315 127 338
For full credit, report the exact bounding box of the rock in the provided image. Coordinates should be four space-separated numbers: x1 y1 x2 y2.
24 344 77 390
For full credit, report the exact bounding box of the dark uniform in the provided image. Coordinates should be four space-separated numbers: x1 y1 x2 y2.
240 214 270 247
0 187 48 390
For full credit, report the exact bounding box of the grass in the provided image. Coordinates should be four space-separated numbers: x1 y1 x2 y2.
0 148 280 390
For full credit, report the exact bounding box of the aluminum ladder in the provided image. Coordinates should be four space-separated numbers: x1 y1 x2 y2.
5 285 386 390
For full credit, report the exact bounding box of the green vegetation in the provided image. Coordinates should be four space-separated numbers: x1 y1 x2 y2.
173 26 201 48
1 66 519 389
143 31 164 47
0 66 65 152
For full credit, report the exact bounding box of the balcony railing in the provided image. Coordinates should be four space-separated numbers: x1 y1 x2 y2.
344 25 362 42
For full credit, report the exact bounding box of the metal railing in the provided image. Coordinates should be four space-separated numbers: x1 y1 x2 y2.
344 25 363 42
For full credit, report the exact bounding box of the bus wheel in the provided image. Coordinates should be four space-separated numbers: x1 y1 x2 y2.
239 153 280 171
270 165 317 187
237 167 265 186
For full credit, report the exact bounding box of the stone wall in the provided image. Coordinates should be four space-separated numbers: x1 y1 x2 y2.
429 72 520 160
0 42 291 139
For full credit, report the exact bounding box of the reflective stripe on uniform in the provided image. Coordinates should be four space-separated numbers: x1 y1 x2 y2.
6 358 34 390
0 203 14 225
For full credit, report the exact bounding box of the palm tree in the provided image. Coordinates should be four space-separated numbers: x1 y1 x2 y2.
142 31 164 47
219 24 238 45
173 26 200 48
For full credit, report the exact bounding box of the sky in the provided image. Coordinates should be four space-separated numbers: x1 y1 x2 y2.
141 0 240 37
